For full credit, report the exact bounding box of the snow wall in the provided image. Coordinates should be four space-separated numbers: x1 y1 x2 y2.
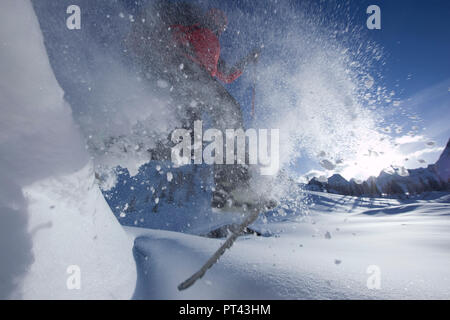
0 0 136 299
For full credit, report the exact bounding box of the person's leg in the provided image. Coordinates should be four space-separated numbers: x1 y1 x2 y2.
145 53 201 161
202 80 252 208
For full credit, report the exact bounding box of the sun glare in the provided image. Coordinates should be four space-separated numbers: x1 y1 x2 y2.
341 141 405 181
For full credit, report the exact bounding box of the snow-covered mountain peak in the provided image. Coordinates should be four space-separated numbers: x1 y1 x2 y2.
435 139 450 183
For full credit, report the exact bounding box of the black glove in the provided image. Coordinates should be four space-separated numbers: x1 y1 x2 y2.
234 47 262 71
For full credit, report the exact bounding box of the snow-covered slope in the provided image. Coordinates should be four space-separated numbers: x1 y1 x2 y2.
0 0 135 299
129 191 450 299
1 0 448 300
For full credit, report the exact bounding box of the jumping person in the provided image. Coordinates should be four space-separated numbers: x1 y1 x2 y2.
127 2 273 210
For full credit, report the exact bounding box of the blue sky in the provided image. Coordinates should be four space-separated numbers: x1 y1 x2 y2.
358 0 450 153
339 0 449 177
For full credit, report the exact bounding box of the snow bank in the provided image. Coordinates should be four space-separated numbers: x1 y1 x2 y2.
0 0 135 299
22 164 136 299
129 191 450 299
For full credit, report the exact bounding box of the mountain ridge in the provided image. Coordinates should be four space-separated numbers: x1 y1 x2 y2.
306 138 450 197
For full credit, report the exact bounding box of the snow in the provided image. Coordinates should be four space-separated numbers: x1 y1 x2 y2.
320 159 336 170
22 164 136 299
129 191 450 299
0 0 135 299
157 79 169 88
1 0 448 300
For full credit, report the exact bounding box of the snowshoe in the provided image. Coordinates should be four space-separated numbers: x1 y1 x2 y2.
211 186 278 213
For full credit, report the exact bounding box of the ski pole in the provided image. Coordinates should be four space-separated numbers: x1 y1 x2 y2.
178 206 262 291
251 55 258 119
251 84 256 118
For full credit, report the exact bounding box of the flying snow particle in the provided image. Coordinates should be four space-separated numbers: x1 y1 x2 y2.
364 75 374 89
320 159 336 170
155 198 159 204
157 79 169 88
167 172 173 182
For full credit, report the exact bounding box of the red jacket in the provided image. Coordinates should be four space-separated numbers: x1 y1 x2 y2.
171 24 242 84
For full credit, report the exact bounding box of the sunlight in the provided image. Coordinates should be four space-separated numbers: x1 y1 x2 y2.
340 141 405 180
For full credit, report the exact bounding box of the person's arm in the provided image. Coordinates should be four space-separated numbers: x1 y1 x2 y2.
216 58 243 83
216 47 261 84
